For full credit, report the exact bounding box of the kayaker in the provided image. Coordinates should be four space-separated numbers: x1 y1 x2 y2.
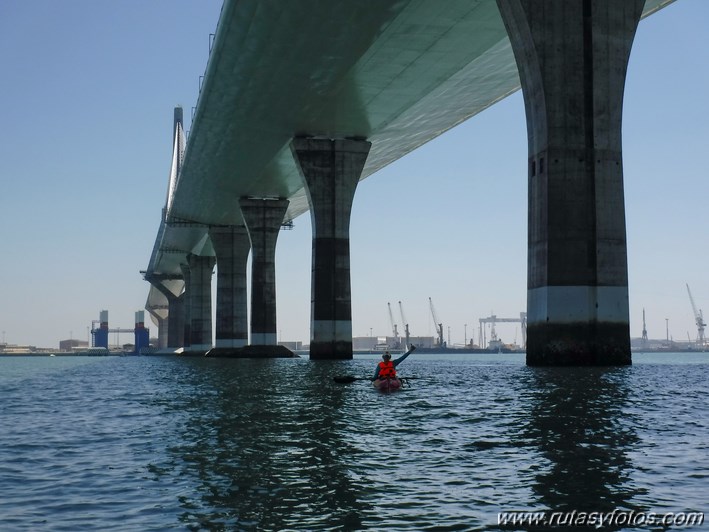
372 348 414 381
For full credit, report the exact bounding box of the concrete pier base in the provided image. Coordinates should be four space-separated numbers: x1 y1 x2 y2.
240 198 290 349
526 322 631 366
177 349 207 357
497 0 643 365
527 285 632 365
204 345 298 358
209 225 250 349
183 254 216 353
291 137 371 360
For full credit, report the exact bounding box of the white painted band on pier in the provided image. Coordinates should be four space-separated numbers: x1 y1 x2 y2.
527 286 629 325
312 320 352 342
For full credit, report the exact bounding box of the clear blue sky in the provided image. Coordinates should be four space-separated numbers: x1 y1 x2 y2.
1 1 707 349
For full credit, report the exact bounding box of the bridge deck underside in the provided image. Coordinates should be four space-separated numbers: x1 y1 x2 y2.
146 0 671 307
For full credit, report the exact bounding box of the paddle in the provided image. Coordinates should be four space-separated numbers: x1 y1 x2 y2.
333 345 417 384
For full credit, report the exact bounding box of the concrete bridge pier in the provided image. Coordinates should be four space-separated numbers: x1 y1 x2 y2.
182 254 216 354
179 264 192 349
166 293 185 349
146 308 167 349
149 284 185 350
240 198 291 354
497 0 643 365
291 137 371 360
146 308 168 349
155 314 168 349
208 225 250 351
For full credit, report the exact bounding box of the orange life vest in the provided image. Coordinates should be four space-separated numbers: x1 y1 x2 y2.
378 360 396 379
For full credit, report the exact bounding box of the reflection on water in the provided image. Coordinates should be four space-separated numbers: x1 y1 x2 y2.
157 359 369 530
522 367 646 517
0 354 707 530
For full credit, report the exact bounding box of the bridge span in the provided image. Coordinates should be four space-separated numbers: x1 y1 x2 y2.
143 0 673 363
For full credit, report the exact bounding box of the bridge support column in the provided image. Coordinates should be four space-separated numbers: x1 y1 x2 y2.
497 0 642 365
182 254 216 354
179 264 192 349
155 314 168 349
167 293 185 349
209 225 250 349
291 137 371 360
146 308 168 349
240 198 290 346
150 284 185 350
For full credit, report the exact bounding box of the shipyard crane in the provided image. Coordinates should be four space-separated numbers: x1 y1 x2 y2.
686 284 706 347
479 312 527 349
428 297 445 347
641 308 648 349
398 301 411 348
387 302 401 348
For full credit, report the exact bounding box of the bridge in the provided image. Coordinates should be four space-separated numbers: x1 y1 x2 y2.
143 0 673 364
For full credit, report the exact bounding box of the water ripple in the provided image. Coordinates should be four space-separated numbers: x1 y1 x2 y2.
0 354 708 529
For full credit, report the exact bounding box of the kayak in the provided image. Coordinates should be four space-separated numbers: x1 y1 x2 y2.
372 377 402 392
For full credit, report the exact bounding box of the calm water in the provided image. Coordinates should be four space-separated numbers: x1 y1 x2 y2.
0 353 707 530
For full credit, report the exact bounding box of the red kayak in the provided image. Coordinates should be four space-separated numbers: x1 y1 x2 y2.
372 377 402 392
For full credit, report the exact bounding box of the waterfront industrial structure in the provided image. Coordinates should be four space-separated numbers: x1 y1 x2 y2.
686 284 706 349
59 339 89 352
142 0 674 365
479 313 527 352
91 310 150 355
384 300 527 352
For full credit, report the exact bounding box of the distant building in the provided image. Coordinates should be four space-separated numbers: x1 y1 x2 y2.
353 336 383 351
59 339 89 352
407 336 436 348
0 343 39 353
352 336 434 351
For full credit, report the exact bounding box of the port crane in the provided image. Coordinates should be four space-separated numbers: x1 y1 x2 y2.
398 301 411 348
641 308 648 349
387 302 401 348
686 284 706 348
428 297 445 347
478 313 527 349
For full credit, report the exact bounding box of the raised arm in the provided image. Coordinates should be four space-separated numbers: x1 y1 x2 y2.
392 346 416 367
